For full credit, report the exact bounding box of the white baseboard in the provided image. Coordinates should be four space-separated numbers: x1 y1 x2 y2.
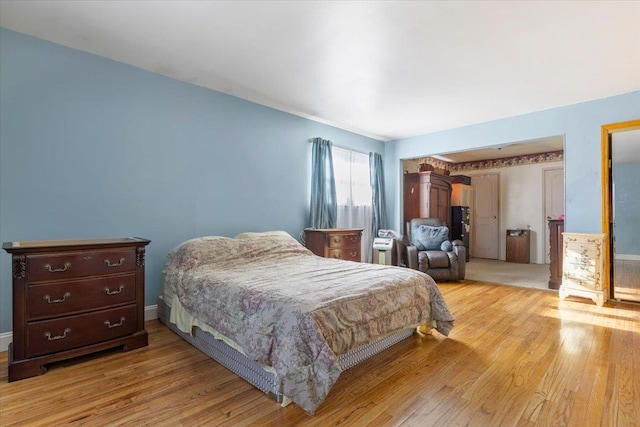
0 331 11 354
616 254 640 261
144 304 158 321
0 304 160 353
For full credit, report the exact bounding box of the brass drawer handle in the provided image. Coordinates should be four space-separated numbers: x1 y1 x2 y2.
104 285 125 295
44 328 71 341
43 292 71 304
104 258 125 268
333 237 342 244
104 317 125 328
350 252 358 258
44 262 71 273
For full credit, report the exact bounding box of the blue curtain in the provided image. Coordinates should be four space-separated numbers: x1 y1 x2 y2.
308 138 337 229
369 152 387 239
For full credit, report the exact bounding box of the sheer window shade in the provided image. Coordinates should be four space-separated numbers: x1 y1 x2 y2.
333 147 373 262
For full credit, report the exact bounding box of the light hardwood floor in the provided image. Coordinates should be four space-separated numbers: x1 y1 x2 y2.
1 280 639 426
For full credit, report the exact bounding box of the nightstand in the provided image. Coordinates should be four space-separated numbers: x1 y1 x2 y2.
304 229 363 262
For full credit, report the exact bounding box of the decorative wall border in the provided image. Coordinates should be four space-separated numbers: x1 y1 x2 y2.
413 150 563 173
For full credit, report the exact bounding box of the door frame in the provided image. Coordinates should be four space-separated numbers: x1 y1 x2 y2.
601 119 640 297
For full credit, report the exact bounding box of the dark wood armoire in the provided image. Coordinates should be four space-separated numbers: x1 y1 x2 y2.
403 172 453 229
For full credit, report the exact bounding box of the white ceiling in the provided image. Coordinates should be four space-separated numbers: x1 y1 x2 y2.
1 1 639 142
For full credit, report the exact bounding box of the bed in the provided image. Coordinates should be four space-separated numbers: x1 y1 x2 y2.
159 231 454 414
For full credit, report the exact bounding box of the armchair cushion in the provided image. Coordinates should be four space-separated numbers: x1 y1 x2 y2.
440 240 453 252
411 224 449 250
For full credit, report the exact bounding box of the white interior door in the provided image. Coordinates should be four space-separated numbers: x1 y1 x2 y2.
472 173 499 259
543 167 564 263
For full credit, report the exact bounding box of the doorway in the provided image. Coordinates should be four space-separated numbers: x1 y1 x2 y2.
602 120 640 302
401 136 565 289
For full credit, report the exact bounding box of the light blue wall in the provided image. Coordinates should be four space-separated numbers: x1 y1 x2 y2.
613 163 640 255
384 91 640 236
0 29 384 334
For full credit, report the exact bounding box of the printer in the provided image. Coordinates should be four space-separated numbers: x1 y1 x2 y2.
372 230 398 266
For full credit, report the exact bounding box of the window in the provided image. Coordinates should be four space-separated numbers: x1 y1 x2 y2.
332 146 373 261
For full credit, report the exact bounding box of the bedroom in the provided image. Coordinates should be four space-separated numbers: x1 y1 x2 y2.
1 1 639 425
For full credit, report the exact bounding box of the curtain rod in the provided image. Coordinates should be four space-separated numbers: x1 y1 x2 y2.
308 137 374 156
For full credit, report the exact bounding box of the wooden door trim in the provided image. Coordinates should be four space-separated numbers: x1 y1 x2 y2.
601 119 640 298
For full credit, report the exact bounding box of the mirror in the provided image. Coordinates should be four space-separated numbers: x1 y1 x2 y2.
611 128 640 302
602 120 640 302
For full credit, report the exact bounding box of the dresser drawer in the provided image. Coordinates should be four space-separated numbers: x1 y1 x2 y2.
27 274 136 320
327 233 361 249
27 250 136 282
27 305 137 357
327 248 361 261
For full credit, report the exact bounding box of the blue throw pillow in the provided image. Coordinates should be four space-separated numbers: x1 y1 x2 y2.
441 240 453 252
411 225 449 250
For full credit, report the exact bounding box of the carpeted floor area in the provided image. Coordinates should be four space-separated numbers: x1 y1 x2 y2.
464 257 554 291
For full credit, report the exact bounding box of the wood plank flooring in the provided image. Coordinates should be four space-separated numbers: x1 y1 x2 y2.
1 281 639 426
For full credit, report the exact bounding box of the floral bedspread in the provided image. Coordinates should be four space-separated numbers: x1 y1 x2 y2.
162 231 454 413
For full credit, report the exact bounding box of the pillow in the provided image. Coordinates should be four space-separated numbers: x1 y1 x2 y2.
412 225 449 250
440 240 453 252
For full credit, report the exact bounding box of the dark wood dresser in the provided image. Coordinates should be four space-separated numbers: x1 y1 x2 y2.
548 220 564 289
304 229 363 262
2 237 150 381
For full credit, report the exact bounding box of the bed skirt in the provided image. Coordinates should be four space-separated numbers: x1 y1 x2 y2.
158 297 416 404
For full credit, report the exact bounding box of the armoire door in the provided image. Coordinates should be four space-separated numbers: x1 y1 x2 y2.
403 177 421 227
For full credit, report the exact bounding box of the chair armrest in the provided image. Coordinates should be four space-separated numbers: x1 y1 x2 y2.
452 239 466 279
396 237 419 269
406 245 419 270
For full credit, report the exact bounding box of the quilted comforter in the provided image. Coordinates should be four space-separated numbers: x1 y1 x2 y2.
162 231 454 413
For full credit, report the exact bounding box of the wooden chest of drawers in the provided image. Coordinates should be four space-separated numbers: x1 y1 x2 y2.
559 232 607 306
2 237 150 381
304 229 363 262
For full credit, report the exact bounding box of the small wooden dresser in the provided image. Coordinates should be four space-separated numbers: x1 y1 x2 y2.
304 229 363 262
3 237 150 381
506 229 531 264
